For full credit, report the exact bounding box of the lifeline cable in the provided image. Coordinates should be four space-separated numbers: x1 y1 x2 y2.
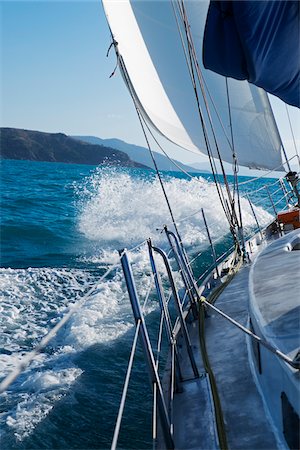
0 238 149 394
0 258 122 394
238 154 298 186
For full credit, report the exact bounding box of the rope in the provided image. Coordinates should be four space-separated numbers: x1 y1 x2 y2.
139 115 199 180
141 278 155 312
244 178 281 196
173 1 234 230
188 249 205 267
195 245 243 448
111 320 141 450
127 239 148 254
206 247 243 305
181 2 242 251
238 155 298 186
175 208 203 224
285 104 300 170
116 55 187 257
198 302 228 450
201 299 300 370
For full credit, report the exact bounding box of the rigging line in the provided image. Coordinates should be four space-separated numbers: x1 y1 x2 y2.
142 276 155 313
176 2 233 229
181 8 236 215
179 2 240 242
175 208 204 224
140 114 228 203
0 259 122 394
171 0 236 174
140 111 243 229
244 179 282 196
267 95 292 173
285 104 300 169
237 154 298 186
225 77 245 252
138 117 243 236
196 53 240 233
116 56 186 251
173 0 230 211
177 1 237 236
138 109 185 248
127 238 149 254
111 320 141 450
139 114 198 179
201 298 299 370
171 0 194 85
173 1 236 157
202 77 235 152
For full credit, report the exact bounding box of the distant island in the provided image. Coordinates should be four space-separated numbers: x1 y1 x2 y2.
0 128 291 177
0 128 149 169
73 135 207 174
0 127 212 174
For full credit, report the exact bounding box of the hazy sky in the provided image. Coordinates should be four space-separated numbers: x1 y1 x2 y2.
1 0 299 165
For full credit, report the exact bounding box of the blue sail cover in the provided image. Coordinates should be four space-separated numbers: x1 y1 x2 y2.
203 0 300 108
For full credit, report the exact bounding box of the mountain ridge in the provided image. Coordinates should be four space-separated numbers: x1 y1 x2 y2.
0 128 149 169
73 135 208 174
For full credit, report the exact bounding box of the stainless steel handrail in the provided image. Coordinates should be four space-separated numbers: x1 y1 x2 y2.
201 298 300 370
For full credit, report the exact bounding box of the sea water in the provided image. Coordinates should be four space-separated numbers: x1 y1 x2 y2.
0 159 283 449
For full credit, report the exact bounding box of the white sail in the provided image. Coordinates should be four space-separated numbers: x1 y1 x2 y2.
103 0 283 171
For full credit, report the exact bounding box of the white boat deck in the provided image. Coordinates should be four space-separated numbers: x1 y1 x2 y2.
201 264 279 450
172 258 280 449
249 229 300 359
162 230 300 449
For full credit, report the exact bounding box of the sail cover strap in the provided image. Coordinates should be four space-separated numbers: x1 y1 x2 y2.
203 0 300 108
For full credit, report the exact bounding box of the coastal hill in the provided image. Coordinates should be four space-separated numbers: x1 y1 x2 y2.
0 128 149 168
73 136 206 174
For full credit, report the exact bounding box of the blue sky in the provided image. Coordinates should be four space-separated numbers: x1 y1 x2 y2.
1 0 299 166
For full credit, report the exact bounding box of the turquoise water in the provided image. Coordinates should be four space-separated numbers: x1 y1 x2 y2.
0 159 284 449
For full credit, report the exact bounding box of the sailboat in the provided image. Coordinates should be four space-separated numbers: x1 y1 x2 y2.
0 1 299 449
102 1 300 449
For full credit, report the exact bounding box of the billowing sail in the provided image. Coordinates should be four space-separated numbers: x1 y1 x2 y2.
103 0 283 171
203 1 300 108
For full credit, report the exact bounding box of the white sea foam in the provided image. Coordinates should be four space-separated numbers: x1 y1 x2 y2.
5 367 82 441
77 168 272 249
1 168 273 441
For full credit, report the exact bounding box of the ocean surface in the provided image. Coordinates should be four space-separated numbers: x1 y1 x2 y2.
0 159 286 449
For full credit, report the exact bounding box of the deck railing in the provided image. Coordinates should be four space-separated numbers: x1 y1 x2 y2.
110 178 298 449
0 177 297 450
